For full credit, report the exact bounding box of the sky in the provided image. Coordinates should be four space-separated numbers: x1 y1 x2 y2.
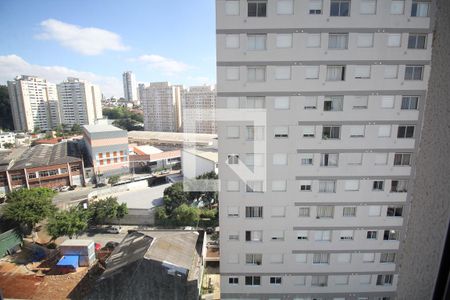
0 0 216 97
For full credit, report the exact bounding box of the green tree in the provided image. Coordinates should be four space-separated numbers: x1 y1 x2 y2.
0 86 13 131
87 197 128 225
116 203 128 224
33 126 41 134
3 188 57 234
154 206 169 225
71 124 82 134
47 207 88 239
2 142 14 149
172 204 200 226
163 182 189 214
108 175 120 185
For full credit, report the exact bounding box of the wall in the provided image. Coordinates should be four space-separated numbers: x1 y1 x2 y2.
182 150 216 179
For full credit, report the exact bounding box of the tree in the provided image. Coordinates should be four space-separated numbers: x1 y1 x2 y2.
71 124 82 134
163 182 189 214
0 85 13 131
3 188 57 234
87 197 128 225
47 207 88 240
3 142 14 149
172 204 200 226
108 175 120 185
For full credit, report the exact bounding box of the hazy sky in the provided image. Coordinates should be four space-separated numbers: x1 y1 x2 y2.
0 0 216 97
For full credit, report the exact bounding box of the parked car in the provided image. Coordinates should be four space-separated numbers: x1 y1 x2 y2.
94 183 107 188
59 186 70 192
105 226 122 234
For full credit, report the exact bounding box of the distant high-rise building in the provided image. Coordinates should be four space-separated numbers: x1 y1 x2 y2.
57 77 103 127
182 85 216 134
141 82 182 132
7 75 60 132
216 0 432 299
122 71 139 104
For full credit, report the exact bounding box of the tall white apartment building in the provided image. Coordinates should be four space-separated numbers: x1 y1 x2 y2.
182 85 217 134
216 1 432 299
7 75 60 132
122 71 139 104
57 77 103 127
141 82 182 132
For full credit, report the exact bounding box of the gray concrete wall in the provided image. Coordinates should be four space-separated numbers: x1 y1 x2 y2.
397 1 450 298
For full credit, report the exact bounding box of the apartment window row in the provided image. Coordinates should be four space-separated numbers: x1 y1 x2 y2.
225 95 419 111
225 0 430 17
225 32 428 50
225 65 425 81
28 168 68 179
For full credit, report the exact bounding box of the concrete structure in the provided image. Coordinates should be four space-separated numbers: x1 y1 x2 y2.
59 239 96 267
182 85 217 134
129 144 181 172
141 82 182 132
122 71 139 104
83 124 129 177
0 141 84 194
216 0 432 299
182 148 218 179
7 75 60 132
0 132 15 149
128 130 218 148
86 231 204 300
57 77 103 127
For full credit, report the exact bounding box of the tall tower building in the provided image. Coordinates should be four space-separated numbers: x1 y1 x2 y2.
141 82 182 132
216 0 432 299
182 85 217 134
122 71 139 104
57 77 103 127
7 75 60 132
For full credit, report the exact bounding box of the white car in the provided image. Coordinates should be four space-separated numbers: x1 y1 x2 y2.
105 226 122 234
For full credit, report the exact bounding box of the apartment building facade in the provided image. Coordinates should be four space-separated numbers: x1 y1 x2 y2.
182 85 217 134
123 71 140 104
216 0 432 299
57 77 103 127
141 82 182 132
7 75 61 132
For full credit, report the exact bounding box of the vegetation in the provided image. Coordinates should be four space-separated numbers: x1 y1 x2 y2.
2 188 57 234
108 175 121 185
87 196 128 225
103 107 144 131
47 207 89 240
0 86 13 131
172 204 200 226
2 142 14 149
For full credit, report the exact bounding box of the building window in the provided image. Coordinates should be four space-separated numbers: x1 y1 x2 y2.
28 173 37 179
368 205 381 216
297 230 309 239
411 0 430 17
274 126 289 138
387 33 402 47
226 180 240 192
248 0 267 17
227 154 239 164
391 180 408 192
360 274 372 285
401 96 419 110
311 275 328 287
304 96 318 109
408 33 427 49
383 230 399 240
98 152 103 159
373 180 384 191
277 0 293 15
269 276 282 285
340 230 354 240
317 206 334 218
226 67 240 80
225 0 240 15
276 33 293 48
378 125 392 138
245 276 261 285
305 66 320 79
299 180 312 191
349 125 365 138
229 277 239 284
320 153 338 167
246 230 263 242
335 275 350 285
319 180 336 193
330 0 350 16
381 95 395 108
302 126 315 137
275 66 291 80
328 33 348 49
227 206 239 217
360 0 377 15
405 65 424 80
343 206 357 217
247 126 265 140
271 206 285 217
300 154 314 165
357 33 374 47
274 96 290 109
326 65 346 81
226 34 240 48
353 96 368 109
245 254 262 265
246 206 263 218
228 232 239 240
245 153 264 167
387 206 403 217
384 65 399 79
397 125 415 138
270 230 284 241
367 230 378 239
298 207 310 217
272 180 287 192
376 274 394 286
227 126 240 138
246 180 264 192
247 66 266 82
354 65 371 79
309 0 322 14
247 34 266 50
270 254 284 264
315 230 331 241
394 153 412 166
273 153 288 165
245 96 265 108
337 253 352 263
306 33 321 48
390 0 404 14
323 96 344 111
322 126 341 139
380 253 396 263
363 252 376 263
313 253 330 264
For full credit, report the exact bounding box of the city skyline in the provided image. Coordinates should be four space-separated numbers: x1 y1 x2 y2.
0 0 216 97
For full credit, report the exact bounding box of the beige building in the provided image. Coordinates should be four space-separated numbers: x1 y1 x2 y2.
216 0 432 299
141 82 182 132
182 85 217 134
8 75 60 132
57 77 103 127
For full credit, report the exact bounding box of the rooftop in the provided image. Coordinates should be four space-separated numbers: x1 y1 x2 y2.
183 148 218 163
128 131 217 146
83 124 124 133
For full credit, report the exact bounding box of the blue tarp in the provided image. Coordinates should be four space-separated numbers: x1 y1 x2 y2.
57 255 79 269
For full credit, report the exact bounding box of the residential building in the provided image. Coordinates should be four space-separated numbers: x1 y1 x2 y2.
122 71 139 104
141 82 182 132
7 75 60 132
57 77 103 127
182 85 217 134
83 124 129 177
216 0 432 299
0 132 15 149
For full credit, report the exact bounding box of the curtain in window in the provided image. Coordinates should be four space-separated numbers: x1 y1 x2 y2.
329 34 348 49
387 33 401 47
326 66 343 81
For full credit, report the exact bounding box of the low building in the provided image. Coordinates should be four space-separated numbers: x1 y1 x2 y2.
86 230 204 300
182 148 218 179
83 124 129 178
129 144 181 172
128 130 217 148
0 141 84 194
